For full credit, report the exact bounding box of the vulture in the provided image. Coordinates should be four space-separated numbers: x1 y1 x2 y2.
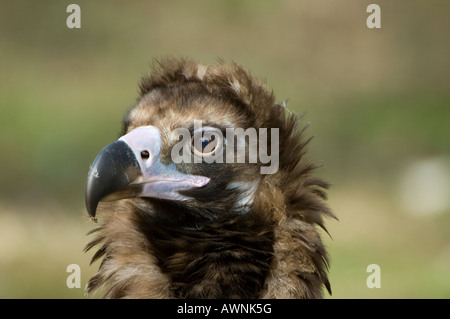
84 57 335 299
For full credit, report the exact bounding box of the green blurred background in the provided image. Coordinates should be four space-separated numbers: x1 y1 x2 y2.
0 0 449 298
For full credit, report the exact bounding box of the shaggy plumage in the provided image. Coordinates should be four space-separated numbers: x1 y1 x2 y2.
84 57 335 299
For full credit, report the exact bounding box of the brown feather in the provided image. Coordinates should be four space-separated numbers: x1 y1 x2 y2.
85 57 335 299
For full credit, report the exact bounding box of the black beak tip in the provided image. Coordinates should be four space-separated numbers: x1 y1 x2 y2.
85 195 98 220
84 140 141 222
85 172 102 220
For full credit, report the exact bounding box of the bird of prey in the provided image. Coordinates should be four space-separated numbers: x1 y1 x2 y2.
84 58 335 299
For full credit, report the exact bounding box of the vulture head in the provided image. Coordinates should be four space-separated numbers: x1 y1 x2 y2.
84 58 335 299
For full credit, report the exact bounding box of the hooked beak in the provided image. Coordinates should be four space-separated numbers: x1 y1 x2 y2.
85 126 210 219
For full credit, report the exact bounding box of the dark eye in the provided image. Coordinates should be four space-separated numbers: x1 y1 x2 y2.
191 129 222 157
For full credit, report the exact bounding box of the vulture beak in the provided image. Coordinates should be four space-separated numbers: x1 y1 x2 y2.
85 126 210 219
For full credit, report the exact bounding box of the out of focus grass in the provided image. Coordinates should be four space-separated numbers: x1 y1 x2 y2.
0 0 449 298
326 186 450 298
0 206 93 298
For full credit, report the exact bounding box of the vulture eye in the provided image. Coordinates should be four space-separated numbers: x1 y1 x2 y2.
191 127 223 158
140 150 150 160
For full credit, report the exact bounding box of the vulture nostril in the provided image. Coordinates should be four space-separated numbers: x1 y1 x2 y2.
140 150 150 160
